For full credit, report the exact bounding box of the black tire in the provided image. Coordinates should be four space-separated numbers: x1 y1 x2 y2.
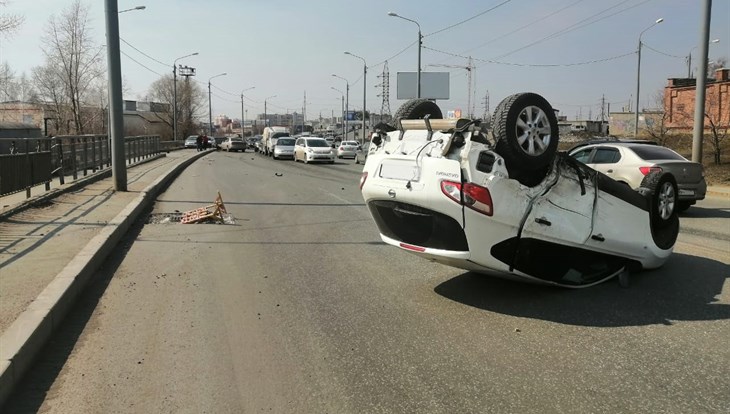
392 99 443 123
640 171 678 229
640 172 679 251
492 93 559 174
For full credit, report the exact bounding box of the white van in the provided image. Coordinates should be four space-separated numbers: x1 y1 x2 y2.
262 126 290 156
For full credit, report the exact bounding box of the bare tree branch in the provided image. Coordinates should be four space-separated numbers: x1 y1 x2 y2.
0 0 24 36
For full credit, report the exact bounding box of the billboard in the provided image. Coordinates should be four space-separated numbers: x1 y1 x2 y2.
396 72 450 100
345 110 358 121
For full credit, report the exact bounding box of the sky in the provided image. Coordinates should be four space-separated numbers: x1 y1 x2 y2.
1 0 729 122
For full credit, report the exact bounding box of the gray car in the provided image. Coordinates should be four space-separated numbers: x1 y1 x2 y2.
273 137 296 160
569 142 706 211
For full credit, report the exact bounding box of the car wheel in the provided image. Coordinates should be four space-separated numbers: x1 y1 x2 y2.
392 98 443 123
492 93 559 176
640 171 679 227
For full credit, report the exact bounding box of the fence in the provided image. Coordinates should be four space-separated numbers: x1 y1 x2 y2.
0 135 161 198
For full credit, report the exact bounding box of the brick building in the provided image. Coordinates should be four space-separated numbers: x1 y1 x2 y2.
664 68 729 131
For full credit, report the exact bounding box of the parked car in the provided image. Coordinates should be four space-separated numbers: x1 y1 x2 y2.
337 141 359 159
359 94 681 288
184 136 198 149
293 137 335 164
568 142 706 211
220 136 247 152
273 137 296 160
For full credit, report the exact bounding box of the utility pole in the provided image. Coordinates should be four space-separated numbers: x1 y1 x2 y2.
692 0 712 163
104 0 127 191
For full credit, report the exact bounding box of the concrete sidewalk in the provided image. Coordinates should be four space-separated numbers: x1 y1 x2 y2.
0 148 212 405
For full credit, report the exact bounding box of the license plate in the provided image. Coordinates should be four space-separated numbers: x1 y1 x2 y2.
379 160 420 181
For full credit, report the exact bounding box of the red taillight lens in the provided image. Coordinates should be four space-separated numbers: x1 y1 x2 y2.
440 180 493 216
359 172 368 189
639 166 662 175
339 146 344 150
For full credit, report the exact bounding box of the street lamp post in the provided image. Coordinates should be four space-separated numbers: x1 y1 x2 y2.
332 74 349 139
264 95 277 129
688 38 720 78
208 72 227 135
345 51 367 144
240 86 255 137
634 17 663 137
104 0 127 191
331 87 345 138
118 5 145 13
388 12 422 99
173 52 198 141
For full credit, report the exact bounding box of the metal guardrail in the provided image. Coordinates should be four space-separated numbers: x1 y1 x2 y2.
0 135 161 198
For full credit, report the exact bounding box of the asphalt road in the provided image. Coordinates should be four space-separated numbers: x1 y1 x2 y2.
5 150 730 413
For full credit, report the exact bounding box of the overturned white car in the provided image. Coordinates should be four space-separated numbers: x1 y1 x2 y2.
359 93 680 288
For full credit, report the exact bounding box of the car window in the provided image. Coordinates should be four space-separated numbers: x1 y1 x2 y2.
630 145 686 161
307 140 328 147
593 148 620 164
571 149 593 163
272 132 290 139
277 138 295 146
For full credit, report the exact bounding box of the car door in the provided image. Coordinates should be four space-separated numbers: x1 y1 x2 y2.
583 146 621 179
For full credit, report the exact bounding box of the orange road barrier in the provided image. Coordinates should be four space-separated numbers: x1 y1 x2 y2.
180 191 227 224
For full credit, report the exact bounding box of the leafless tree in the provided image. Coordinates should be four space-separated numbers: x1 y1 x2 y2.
0 0 24 36
703 95 728 165
644 90 671 146
148 74 206 140
708 57 727 78
37 0 103 134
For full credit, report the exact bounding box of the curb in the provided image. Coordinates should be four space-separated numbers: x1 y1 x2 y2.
0 150 211 406
0 153 167 222
706 188 730 199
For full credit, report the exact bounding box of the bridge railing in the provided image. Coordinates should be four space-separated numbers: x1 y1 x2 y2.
0 135 163 198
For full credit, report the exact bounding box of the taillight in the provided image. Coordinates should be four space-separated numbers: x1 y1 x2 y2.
440 180 493 216
339 146 344 150
639 166 662 175
359 172 368 189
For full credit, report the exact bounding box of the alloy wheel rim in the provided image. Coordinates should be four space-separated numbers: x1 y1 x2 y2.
515 105 552 156
657 182 676 219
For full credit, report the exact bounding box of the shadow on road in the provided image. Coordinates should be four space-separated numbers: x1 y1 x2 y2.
1 214 146 413
434 253 730 327
680 205 730 219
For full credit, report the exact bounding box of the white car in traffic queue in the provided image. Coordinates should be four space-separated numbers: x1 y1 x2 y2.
272 137 296 160
294 137 335 164
358 94 680 288
337 141 359 159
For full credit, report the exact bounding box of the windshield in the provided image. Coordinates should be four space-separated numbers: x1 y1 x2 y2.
307 139 329 147
272 132 290 139
277 138 295 146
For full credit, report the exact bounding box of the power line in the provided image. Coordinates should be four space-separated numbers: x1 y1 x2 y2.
424 46 635 67
120 50 163 76
493 0 654 60
456 0 587 57
642 42 685 59
371 40 418 69
425 0 514 37
120 38 169 67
